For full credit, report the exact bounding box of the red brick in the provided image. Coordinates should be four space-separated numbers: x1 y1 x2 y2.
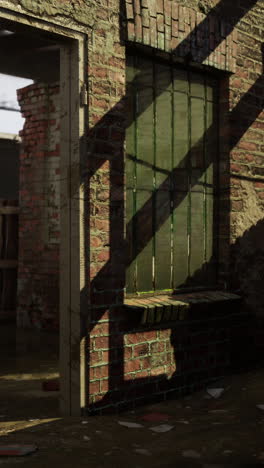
89 381 100 395
125 331 158 345
17 82 60 330
100 379 109 393
124 347 133 360
93 336 109 350
150 341 165 353
159 330 171 339
90 236 105 248
91 323 109 337
231 200 243 211
90 365 109 379
134 370 149 379
124 359 141 373
254 182 264 189
140 357 151 370
133 343 149 357
97 250 110 262
238 141 258 152
150 366 165 377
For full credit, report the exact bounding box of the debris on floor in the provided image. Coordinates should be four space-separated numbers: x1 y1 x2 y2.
134 448 152 456
256 404 264 410
149 424 174 433
182 449 201 459
118 421 144 428
206 387 225 399
0 445 38 456
223 450 233 455
1 350 264 467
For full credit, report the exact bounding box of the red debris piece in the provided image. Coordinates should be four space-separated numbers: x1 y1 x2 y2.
42 379 60 391
140 412 170 422
0 445 38 456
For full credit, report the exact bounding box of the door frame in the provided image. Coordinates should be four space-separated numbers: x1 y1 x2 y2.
0 6 88 416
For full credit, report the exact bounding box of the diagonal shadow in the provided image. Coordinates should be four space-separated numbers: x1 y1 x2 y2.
89 55 264 292
85 0 263 411
87 0 259 179
87 0 263 291
125 70 264 268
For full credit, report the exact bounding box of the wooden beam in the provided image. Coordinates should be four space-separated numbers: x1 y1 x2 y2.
0 207 19 215
59 44 72 417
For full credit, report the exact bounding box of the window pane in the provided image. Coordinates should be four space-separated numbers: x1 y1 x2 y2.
191 97 205 168
190 72 205 98
173 173 189 288
136 85 155 292
155 64 173 290
173 92 188 168
190 174 206 282
136 187 154 292
126 53 218 294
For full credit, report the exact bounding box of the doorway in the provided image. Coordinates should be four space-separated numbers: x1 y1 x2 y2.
0 12 86 417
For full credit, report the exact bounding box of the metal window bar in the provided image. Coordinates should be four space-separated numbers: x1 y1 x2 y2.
126 53 219 295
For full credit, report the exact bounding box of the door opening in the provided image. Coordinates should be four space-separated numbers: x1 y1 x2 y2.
0 13 86 419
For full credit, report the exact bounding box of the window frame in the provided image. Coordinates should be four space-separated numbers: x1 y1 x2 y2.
125 47 220 297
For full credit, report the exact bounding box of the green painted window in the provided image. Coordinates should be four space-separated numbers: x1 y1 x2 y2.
126 52 219 295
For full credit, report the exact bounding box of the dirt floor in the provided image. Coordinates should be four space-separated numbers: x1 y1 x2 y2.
0 329 264 467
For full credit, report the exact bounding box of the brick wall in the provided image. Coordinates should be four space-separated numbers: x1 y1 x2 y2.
87 2 127 412
16 82 60 329
125 0 237 72
228 7 264 317
4 0 263 413
87 0 264 413
89 315 234 412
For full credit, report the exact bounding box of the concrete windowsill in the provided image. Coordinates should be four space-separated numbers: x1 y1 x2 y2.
124 290 242 325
